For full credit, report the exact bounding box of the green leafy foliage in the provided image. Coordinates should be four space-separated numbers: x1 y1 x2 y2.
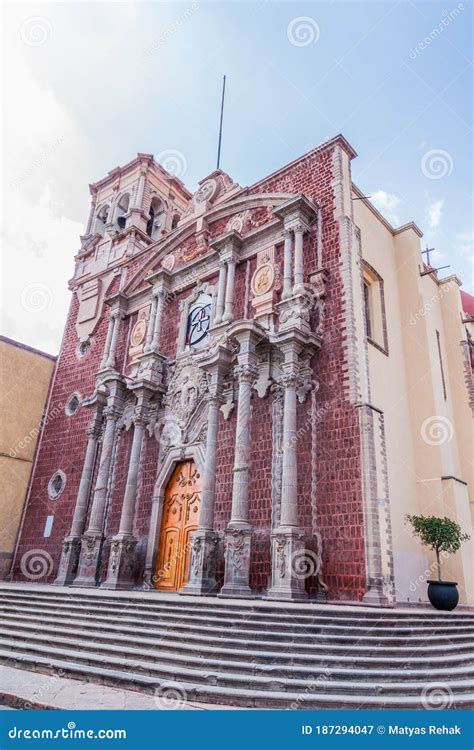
406 515 469 553
405 514 470 581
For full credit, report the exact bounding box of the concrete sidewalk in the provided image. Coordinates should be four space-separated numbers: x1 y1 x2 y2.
0 665 235 711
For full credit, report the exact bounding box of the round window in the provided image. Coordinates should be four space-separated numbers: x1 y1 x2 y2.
76 338 91 359
65 393 81 416
48 470 66 500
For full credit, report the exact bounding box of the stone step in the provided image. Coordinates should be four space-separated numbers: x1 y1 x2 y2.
1 584 472 710
1 589 472 626
2 638 474 698
1 600 471 642
0 596 471 636
1 649 473 709
0 612 472 662
2 626 473 684
1 607 472 652
2 617 468 671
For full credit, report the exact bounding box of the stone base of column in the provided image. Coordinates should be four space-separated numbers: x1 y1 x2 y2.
71 534 103 588
101 535 138 590
54 536 82 586
219 527 253 599
266 528 308 602
180 530 220 596
362 579 391 607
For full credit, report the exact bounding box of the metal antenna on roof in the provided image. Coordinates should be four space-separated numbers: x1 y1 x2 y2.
216 75 226 170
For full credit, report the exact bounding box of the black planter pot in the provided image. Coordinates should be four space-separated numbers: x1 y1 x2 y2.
427 580 459 611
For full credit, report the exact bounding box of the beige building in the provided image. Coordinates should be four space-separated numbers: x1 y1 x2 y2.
353 187 474 605
0 336 56 579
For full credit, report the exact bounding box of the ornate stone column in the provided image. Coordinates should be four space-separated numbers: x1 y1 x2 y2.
222 257 236 323
267 334 307 601
213 260 227 325
102 390 151 590
282 229 293 300
150 287 166 351
54 394 106 585
181 345 233 596
73 380 125 587
293 224 305 295
220 325 262 598
210 231 241 328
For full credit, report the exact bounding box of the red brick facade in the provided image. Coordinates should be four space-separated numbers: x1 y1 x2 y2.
12 138 367 601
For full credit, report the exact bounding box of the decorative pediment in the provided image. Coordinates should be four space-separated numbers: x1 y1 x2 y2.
123 192 296 296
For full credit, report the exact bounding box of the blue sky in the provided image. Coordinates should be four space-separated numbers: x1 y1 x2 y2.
1 0 472 354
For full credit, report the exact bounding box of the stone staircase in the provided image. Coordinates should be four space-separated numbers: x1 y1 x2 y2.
0 583 473 709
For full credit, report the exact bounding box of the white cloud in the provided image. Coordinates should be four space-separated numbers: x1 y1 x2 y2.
427 199 443 229
370 190 401 226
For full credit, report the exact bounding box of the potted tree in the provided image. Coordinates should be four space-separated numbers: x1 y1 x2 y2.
406 514 470 611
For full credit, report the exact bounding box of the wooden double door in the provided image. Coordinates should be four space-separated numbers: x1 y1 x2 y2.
155 461 201 591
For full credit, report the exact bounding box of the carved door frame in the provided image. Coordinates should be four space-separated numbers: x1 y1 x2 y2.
144 443 205 589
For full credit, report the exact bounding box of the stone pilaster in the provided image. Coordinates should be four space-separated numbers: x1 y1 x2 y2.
55 396 105 585
73 382 124 587
102 391 151 590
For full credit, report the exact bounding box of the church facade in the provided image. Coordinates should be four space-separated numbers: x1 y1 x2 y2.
11 135 474 606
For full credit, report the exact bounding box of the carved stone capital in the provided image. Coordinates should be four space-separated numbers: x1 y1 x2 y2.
234 363 258 385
